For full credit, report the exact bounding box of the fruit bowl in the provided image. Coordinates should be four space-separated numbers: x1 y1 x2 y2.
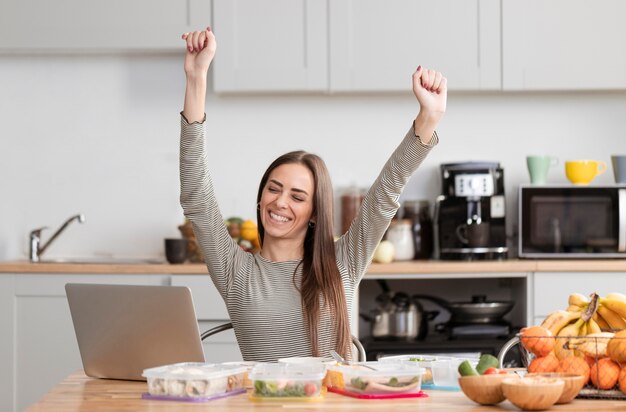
526 372 586 404
458 373 517 405
502 376 564 411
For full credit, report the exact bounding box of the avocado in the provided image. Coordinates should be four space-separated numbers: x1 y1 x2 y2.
475 354 500 375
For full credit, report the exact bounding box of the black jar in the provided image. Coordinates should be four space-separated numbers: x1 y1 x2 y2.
403 200 434 260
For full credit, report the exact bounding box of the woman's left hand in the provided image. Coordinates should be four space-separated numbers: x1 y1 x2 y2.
412 66 447 116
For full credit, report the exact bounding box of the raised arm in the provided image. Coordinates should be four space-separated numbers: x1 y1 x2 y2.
179 28 250 300
337 66 447 282
182 27 216 123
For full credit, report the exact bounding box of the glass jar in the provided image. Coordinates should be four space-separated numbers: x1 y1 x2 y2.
403 200 434 260
385 219 415 261
340 186 364 234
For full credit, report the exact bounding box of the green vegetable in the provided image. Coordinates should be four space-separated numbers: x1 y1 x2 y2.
458 360 479 376
350 377 368 390
475 354 500 375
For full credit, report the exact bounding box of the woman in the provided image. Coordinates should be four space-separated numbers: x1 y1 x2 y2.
179 28 446 361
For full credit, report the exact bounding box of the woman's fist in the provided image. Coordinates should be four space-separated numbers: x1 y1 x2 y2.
412 66 447 115
182 27 217 77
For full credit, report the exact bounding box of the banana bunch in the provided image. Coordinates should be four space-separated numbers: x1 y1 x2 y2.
539 292 626 360
565 332 615 358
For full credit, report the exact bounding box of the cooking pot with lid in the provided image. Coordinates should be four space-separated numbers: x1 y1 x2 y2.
413 294 514 324
360 281 438 340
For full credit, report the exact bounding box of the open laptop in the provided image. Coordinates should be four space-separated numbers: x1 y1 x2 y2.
65 283 205 381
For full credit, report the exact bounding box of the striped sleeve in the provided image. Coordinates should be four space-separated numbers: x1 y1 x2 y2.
336 126 438 283
179 114 249 299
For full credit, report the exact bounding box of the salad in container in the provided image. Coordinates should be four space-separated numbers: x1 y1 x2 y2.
249 363 326 400
327 362 425 394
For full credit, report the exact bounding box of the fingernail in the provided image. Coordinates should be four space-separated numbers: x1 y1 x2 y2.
417 65 422 71
207 26 212 32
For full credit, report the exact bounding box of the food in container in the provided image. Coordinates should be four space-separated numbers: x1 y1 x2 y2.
142 362 247 399
379 354 437 384
222 361 258 389
327 362 424 394
249 363 326 400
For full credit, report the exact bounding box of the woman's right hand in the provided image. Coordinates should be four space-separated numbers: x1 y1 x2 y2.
182 27 217 78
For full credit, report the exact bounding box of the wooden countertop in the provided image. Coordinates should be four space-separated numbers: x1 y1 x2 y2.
27 371 624 412
1 259 625 275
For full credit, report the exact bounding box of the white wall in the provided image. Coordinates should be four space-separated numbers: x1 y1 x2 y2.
1 53 625 261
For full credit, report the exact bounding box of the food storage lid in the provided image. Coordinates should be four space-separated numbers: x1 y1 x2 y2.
329 361 424 379
379 354 438 364
142 362 248 380
249 363 326 381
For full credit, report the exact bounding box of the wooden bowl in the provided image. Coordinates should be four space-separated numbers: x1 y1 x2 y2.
526 372 586 404
458 374 516 405
502 376 564 411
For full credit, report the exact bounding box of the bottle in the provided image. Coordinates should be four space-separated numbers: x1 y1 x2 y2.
403 200 434 260
340 185 364 234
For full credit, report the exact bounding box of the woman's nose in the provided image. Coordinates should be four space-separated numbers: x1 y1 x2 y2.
274 194 289 208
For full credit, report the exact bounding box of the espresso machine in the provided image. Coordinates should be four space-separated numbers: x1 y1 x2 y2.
434 162 508 260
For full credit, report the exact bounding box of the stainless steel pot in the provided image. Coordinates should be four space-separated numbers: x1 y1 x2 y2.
360 281 438 340
413 294 514 324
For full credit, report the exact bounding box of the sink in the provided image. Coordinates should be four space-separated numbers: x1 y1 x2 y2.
36 257 166 265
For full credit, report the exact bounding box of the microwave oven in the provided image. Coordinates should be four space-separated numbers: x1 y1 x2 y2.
519 184 626 258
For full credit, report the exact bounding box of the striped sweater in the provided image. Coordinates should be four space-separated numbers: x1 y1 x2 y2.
179 115 437 361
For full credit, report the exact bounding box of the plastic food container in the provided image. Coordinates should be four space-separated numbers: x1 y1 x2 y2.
222 361 258 389
142 362 247 400
249 363 326 400
379 354 437 384
431 357 478 388
327 362 424 394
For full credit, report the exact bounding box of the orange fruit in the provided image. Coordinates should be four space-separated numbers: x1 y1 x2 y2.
617 367 626 395
521 326 555 356
590 358 620 390
557 355 591 384
240 220 258 242
528 353 559 373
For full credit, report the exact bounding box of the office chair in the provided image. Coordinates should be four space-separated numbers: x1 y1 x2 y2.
201 322 367 362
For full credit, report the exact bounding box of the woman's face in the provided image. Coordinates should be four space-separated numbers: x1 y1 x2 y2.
260 163 315 244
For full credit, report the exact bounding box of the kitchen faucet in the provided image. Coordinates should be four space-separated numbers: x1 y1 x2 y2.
29 213 86 262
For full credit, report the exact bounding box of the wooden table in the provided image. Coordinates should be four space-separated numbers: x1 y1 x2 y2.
26 371 626 411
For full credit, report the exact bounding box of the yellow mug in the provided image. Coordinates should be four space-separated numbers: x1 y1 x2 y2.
565 160 607 185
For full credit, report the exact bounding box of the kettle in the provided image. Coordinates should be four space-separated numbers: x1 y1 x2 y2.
390 292 419 339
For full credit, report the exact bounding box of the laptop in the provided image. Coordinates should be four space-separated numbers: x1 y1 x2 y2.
65 283 205 381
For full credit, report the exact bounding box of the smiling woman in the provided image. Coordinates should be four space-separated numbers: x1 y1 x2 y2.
178 27 446 362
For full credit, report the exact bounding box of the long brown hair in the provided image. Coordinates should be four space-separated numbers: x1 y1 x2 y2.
256 151 351 358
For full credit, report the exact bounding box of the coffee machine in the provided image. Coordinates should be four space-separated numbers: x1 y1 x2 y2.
434 162 508 260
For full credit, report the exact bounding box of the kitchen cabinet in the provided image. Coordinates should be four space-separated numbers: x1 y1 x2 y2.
1 274 169 412
212 0 328 93
213 0 499 93
0 0 211 51
329 0 501 92
170 276 242 362
532 272 626 325
502 0 626 90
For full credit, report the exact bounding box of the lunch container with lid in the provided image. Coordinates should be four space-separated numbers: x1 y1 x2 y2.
249 363 326 400
142 362 247 399
327 362 424 394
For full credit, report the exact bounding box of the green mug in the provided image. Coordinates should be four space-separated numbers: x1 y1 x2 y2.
527 156 558 185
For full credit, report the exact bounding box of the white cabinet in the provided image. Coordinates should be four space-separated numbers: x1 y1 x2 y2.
533 272 626 319
329 0 501 92
213 0 499 93
170 275 242 362
1 274 169 412
212 0 328 93
0 0 211 51
502 0 626 90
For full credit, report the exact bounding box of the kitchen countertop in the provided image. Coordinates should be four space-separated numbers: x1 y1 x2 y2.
27 371 625 412
1 259 625 274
